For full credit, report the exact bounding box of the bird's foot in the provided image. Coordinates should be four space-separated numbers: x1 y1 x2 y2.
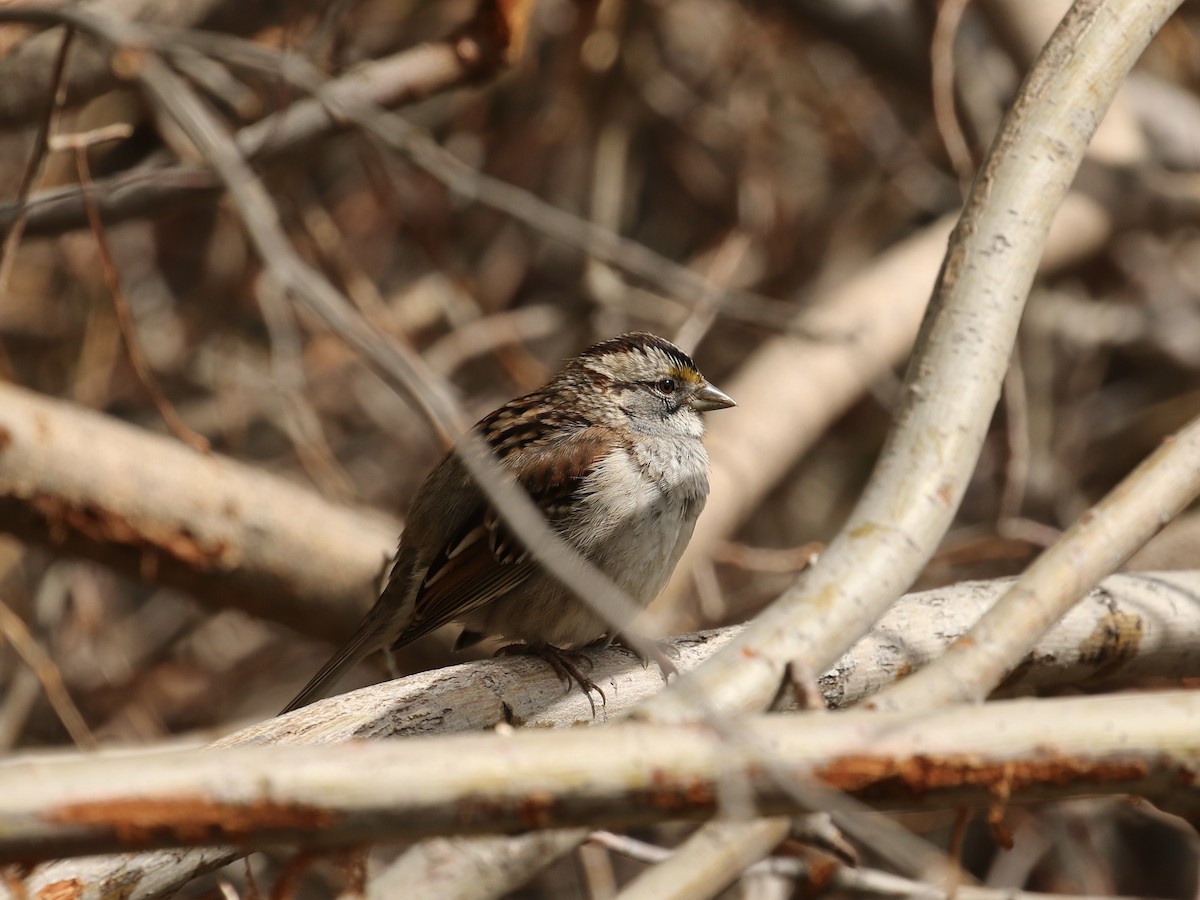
592 632 679 683
496 643 606 716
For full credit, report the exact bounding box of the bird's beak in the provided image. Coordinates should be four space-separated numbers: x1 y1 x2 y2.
689 382 736 412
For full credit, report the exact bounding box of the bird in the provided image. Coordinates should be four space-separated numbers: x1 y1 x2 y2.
281 332 735 714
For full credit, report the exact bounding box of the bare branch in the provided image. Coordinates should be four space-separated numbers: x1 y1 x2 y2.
0 26 73 313
0 597 94 750
2 690 1198 863
612 818 790 900
235 571 1200 742
877 415 1200 709
661 189 1115 626
72 131 211 454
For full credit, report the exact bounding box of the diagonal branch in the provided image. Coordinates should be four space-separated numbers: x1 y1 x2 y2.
875 413 1200 710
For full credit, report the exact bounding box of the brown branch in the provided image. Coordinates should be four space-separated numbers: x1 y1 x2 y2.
67 128 211 454
0 26 73 350
0 598 95 750
931 0 974 190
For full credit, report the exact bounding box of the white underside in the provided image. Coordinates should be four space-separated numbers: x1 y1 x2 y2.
460 437 709 646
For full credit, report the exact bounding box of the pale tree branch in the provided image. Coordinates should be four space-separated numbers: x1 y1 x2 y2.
875 414 1200 710
612 818 791 900
2 690 1198 863
240 570 1200 743
367 832 588 900
658 192 1116 628
314 568 1200 897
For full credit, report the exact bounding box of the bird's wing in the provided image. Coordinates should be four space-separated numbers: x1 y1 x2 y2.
390 430 613 650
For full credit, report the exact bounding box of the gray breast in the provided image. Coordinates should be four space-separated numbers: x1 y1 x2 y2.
568 439 709 605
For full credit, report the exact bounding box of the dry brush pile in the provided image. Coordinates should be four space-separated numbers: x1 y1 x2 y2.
1 0 1200 898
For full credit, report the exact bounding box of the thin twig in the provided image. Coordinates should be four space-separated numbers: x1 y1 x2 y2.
421 305 565 378
931 0 976 192
0 599 96 750
998 341 1031 520
0 27 72 284
0 26 74 380
672 229 754 355
69 130 211 454
253 274 357 500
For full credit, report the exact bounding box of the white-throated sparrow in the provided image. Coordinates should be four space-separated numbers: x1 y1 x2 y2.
281 332 734 713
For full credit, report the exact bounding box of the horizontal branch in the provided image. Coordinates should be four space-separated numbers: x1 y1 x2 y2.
3 690 1198 863
248 570 1200 741
0 382 396 641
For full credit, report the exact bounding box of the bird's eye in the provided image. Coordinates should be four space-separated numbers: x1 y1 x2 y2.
657 377 677 394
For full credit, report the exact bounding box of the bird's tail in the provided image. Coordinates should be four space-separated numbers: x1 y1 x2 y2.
279 603 393 715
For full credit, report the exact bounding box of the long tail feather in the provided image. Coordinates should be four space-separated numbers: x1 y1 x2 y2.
279 605 392 714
